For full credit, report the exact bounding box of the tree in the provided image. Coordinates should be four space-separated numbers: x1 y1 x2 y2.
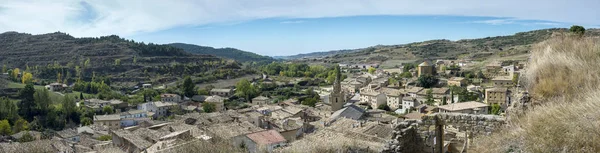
490 104 501 115
0 97 18 123
512 73 520 86
400 72 412 78
102 106 113 115
1 64 6 73
197 89 209 95
19 83 37 121
569 25 585 37
98 135 112 141
235 79 258 102
301 98 317 107
202 103 216 113
81 117 92 126
378 104 391 111
11 68 20 81
18 132 35 142
425 89 435 105
80 92 84 100
368 67 376 74
12 118 29 133
63 96 77 124
0 120 11 135
114 59 121 66
417 74 439 88
21 72 33 84
182 76 196 97
403 63 415 72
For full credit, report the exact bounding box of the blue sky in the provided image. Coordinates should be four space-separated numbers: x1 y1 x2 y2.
129 16 568 56
0 0 598 56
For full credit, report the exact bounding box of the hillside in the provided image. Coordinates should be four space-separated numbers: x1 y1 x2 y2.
471 35 600 152
274 48 361 60
168 43 274 63
290 28 600 67
0 32 244 86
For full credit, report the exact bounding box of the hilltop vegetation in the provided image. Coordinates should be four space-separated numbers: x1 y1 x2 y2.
169 43 274 63
471 35 600 152
288 28 600 67
0 32 247 86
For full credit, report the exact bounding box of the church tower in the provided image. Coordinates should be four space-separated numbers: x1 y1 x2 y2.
330 65 344 111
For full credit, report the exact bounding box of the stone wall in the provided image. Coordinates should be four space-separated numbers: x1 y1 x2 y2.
383 113 506 153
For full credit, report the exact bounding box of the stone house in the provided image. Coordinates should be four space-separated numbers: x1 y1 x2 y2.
160 94 181 103
142 84 152 89
359 91 387 109
491 76 514 87
84 99 127 113
210 88 234 97
233 130 287 153
380 87 403 110
417 61 435 77
93 114 121 129
406 87 424 98
47 82 66 91
252 96 271 105
137 101 177 118
485 87 510 106
401 97 420 113
205 95 226 112
447 77 466 87
437 101 489 114
485 61 502 74
120 109 150 127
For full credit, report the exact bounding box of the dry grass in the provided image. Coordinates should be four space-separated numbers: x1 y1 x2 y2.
470 36 600 153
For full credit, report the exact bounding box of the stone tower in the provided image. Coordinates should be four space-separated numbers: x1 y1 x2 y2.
417 60 435 77
330 65 344 111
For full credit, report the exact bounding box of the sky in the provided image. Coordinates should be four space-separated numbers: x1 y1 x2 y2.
0 0 599 56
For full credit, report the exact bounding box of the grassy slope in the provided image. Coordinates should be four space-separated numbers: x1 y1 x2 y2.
470 35 600 152
168 43 274 63
6 81 92 103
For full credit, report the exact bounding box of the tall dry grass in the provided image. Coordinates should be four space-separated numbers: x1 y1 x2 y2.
470 36 600 153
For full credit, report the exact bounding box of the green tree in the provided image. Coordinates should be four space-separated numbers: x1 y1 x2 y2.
400 72 412 78
0 97 19 123
402 63 415 72
18 83 37 121
80 92 84 100
235 79 258 102
202 103 216 113
12 118 29 133
569 25 585 37
114 59 121 66
197 89 209 95
490 104 501 115
417 74 439 88
182 76 196 97
102 106 113 115
512 73 520 86
63 96 78 124
1 64 6 73
18 131 35 142
301 98 317 107
377 104 391 111
0 120 11 135
97 135 112 141
425 89 435 105
368 67 376 74
81 117 92 126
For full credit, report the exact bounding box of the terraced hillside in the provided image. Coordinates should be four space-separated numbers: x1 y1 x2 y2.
0 32 242 86
169 43 274 63
290 28 600 68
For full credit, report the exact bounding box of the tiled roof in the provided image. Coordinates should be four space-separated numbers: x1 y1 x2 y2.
406 87 424 93
330 105 366 120
437 101 489 111
112 130 153 149
418 61 432 67
160 94 179 98
94 114 120 121
205 95 225 103
246 130 287 145
253 96 270 101
210 88 233 93
56 129 78 138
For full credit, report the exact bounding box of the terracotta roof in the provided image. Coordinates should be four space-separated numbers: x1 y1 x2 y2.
487 87 508 92
403 112 423 120
94 114 120 121
437 101 489 111
160 94 179 98
246 130 287 145
418 61 432 67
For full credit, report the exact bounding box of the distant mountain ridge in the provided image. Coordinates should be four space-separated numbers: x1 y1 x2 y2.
287 28 600 65
168 43 274 63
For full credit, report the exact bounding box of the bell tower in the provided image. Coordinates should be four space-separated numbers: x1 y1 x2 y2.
330 65 344 111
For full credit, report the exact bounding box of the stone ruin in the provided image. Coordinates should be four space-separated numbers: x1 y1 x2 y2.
383 113 506 153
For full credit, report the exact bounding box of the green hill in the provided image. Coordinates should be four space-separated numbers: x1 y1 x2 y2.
289 28 600 67
168 43 274 63
0 32 243 86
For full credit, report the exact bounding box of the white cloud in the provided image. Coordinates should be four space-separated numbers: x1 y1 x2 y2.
0 0 598 37
471 19 515 25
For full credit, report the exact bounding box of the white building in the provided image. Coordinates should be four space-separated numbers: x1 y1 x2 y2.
137 101 177 118
437 101 489 114
360 91 387 109
160 94 181 103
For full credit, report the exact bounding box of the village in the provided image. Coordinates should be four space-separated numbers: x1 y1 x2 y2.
0 57 527 153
